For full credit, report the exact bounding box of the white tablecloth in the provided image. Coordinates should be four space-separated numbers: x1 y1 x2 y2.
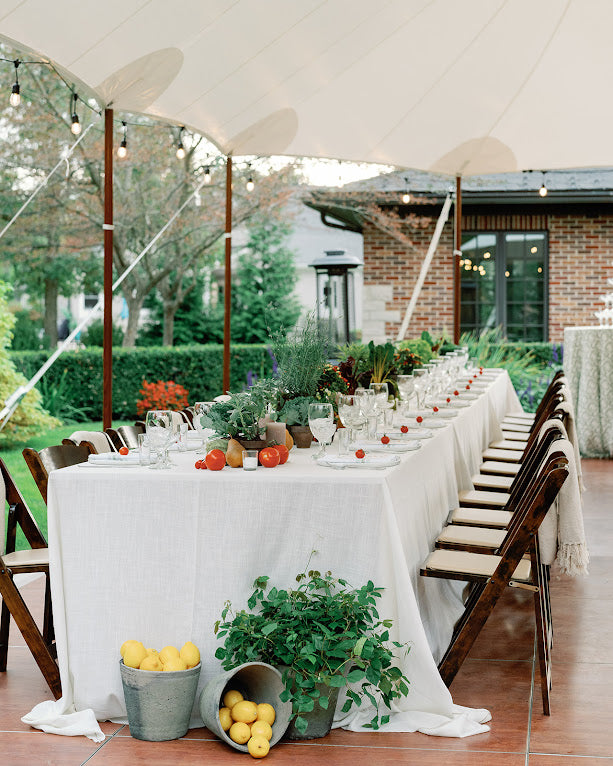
563 326 613 457
25 372 520 740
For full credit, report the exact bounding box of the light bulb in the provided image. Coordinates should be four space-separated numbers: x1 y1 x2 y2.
10 83 20 107
402 192 410 204
539 184 548 197
117 140 127 158
176 143 186 159
71 114 81 135
203 167 211 184
246 176 255 192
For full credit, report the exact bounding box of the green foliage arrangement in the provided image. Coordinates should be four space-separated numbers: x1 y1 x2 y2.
214 568 410 735
277 395 315 427
202 379 278 439
0 281 60 441
272 313 329 399
396 338 433 365
11 344 275 421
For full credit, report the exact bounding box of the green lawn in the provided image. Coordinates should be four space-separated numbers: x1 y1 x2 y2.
2 420 132 550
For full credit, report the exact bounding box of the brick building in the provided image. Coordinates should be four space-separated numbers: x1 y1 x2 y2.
307 169 613 343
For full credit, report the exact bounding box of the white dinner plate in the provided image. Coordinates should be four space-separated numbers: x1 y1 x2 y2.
377 429 433 440
355 441 421 453
317 454 401 470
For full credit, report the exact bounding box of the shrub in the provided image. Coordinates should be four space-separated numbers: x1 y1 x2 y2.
10 344 275 421
136 380 189 416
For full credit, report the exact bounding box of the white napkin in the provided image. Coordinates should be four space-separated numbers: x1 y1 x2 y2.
317 454 400 469
335 704 491 737
22 699 105 743
377 429 433 440
87 453 141 466
355 441 420 453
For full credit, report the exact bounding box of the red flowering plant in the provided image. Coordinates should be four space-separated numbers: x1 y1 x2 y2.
394 348 421 375
316 363 350 418
136 380 189 417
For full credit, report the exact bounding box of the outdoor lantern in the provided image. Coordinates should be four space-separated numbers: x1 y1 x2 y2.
309 249 361 344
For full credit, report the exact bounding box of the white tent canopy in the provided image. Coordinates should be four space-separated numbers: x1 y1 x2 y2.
0 0 609 175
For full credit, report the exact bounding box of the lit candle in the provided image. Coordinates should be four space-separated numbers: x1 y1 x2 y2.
265 421 287 446
242 450 258 471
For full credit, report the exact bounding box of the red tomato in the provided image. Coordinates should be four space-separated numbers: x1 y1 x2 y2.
272 444 289 464
432 406 439 413
205 449 225 471
466 384 471 390
400 425 409 433
416 416 423 424
195 460 203 469
259 447 280 468
355 449 365 459
381 435 390 444
446 397 451 403
453 390 459 396
119 446 129 455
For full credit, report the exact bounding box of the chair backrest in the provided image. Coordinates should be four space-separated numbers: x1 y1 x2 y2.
22 444 92 505
117 425 145 450
0 458 47 555
64 430 115 454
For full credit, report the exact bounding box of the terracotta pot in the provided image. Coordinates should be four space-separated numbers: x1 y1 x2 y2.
288 425 313 449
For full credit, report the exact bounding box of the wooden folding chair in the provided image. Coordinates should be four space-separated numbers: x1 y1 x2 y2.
0 459 61 699
62 430 116 454
105 424 144 451
421 453 568 714
22 443 92 505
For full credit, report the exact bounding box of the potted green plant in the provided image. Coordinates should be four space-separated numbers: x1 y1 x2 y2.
214 568 410 739
202 380 277 447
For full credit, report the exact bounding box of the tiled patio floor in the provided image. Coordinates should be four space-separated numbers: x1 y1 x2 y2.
1 459 611 765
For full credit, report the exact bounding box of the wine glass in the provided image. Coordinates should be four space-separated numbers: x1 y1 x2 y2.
308 402 337 459
413 368 428 409
193 401 212 454
145 410 173 469
337 394 366 445
354 387 377 439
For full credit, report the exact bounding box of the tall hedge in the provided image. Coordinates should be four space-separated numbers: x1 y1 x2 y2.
10 344 274 420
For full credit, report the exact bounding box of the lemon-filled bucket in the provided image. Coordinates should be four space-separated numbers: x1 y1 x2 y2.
199 662 291 752
120 660 201 741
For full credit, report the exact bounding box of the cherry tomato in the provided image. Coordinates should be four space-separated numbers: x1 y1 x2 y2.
453 390 459 396
355 449 365 459
416 416 423 424
259 447 280 468
381 435 390 444
271 444 289 464
466 384 471 390
432 406 439 413
195 460 203 469
119 446 129 455
205 449 225 471
400 425 409 433
446 397 451 403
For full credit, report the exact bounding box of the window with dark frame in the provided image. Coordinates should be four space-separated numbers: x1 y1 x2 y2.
460 231 548 341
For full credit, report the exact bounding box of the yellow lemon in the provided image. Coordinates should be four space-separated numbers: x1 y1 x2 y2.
250 720 273 741
120 639 142 658
247 735 270 758
162 656 187 671
219 707 233 731
123 643 148 669
139 654 163 671
180 641 200 669
231 700 258 724
223 689 244 709
159 646 180 665
256 703 276 726
228 721 251 745
146 648 159 656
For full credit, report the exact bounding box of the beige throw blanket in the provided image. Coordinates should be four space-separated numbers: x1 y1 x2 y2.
537 421 589 576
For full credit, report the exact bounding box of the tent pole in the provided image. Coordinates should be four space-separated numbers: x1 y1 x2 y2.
103 108 114 429
223 155 232 393
453 174 462 344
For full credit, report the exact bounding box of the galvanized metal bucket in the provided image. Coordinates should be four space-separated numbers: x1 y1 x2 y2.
120 660 201 741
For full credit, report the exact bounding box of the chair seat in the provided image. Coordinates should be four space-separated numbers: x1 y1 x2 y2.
482 447 524 463
459 489 510 508
437 525 505 549
423 548 532 581
449 506 513 528
480 460 521 476
505 413 535 423
501 431 530 442
3 549 49 569
489 439 528 451
471 473 514 491
500 421 532 433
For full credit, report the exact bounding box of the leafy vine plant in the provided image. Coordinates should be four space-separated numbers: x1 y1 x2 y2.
214 565 410 735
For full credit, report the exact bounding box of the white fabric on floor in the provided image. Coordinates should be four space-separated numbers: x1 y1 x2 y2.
24 373 518 741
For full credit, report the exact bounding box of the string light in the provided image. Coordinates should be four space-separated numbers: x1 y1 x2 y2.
70 92 81 135
9 59 20 107
176 126 186 159
401 191 411 204
203 166 211 184
117 121 127 158
539 171 548 197
246 175 255 192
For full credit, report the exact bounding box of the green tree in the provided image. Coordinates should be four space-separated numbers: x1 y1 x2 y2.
0 281 59 442
231 214 301 343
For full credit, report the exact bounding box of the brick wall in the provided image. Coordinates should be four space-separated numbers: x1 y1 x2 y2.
362 210 613 343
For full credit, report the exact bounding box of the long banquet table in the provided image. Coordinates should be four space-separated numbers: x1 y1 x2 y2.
27 371 522 739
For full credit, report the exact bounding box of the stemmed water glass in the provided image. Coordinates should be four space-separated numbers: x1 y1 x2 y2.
337 394 367 445
369 381 389 423
413 368 428 409
308 403 337 459
145 410 173 469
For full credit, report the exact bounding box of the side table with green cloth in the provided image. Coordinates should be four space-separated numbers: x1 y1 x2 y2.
563 326 613 457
